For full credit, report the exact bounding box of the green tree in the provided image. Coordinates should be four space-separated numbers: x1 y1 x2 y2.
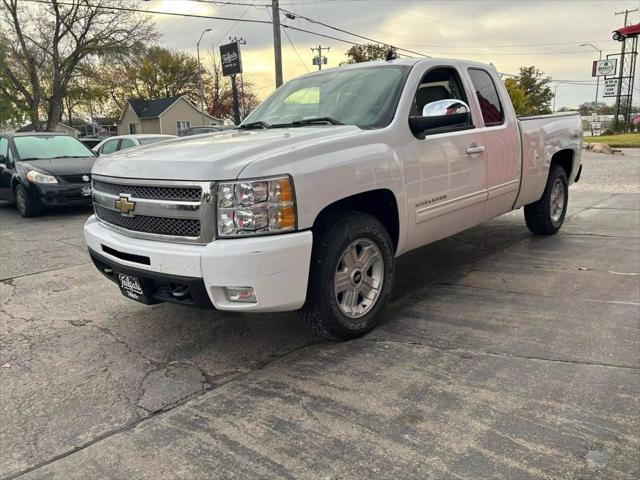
512 66 553 115
344 43 397 64
504 77 532 116
0 0 155 131
94 47 202 110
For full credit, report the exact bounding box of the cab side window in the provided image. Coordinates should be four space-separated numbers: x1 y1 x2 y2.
412 67 469 117
119 138 135 150
468 69 504 126
100 139 119 155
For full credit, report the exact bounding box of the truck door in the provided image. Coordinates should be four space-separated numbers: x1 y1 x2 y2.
403 64 488 251
465 68 521 220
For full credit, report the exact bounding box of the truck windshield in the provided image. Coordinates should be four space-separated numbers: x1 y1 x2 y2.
242 65 411 129
14 135 94 161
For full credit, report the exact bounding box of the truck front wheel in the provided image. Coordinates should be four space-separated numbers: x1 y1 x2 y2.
301 211 395 340
524 164 568 235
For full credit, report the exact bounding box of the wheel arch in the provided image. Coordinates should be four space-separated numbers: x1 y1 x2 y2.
550 149 574 180
312 189 401 253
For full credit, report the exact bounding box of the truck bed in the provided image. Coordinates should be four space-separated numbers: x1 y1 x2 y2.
514 112 583 209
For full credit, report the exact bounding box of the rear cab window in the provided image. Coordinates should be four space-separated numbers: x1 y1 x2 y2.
468 68 504 126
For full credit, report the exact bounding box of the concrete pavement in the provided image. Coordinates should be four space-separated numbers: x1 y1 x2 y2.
1 150 638 479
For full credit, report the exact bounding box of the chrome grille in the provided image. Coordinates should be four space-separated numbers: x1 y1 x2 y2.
93 180 202 201
91 175 214 244
95 205 201 237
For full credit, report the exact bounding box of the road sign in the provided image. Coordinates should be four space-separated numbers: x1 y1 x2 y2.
603 78 619 97
592 59 617 77
220 42 242 76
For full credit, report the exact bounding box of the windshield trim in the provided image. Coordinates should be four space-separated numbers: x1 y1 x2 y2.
242 64 414 130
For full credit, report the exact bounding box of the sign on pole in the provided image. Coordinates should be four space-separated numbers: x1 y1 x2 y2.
220 42 242 77
603 78 619 97
591 59 617 77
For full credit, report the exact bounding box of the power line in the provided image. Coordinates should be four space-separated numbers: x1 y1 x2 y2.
191 0 431 57
276 5 431 57
20 0 364 47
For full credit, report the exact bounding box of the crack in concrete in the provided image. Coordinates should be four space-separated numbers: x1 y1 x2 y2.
2 340 325 480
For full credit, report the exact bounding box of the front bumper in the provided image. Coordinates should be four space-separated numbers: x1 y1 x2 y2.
84 216 313 312
33 182 93 206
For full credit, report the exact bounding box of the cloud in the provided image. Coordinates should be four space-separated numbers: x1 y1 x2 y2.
154 0 639 107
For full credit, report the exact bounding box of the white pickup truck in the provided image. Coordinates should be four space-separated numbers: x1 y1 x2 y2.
84 58 582 340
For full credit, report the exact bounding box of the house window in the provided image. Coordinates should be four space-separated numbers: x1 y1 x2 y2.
176 121 191 133
128 123 137 134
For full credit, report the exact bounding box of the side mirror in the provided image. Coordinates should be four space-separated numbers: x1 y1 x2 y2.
409 99 472 138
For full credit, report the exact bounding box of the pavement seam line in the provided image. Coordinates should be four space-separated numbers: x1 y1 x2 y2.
0 261 92 283
362 337 640 371
433 282 640 306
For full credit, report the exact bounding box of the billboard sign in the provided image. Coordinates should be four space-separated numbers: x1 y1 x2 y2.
603 78 619 97
592 59 617 77
220 42 242 76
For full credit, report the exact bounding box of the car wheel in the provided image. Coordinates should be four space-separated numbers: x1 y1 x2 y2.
524 165 568 235
301 211 395 340
15 184 40 218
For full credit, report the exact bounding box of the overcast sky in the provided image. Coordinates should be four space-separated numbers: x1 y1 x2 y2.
143 0 640 108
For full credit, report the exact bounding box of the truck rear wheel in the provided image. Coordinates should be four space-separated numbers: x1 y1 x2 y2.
301 211 395 340
524 164 568 235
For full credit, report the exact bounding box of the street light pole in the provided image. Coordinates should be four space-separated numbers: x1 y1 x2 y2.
197 28 213 126
579 43 603 119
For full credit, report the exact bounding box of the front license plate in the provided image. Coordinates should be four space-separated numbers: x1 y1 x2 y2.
117 274 149 303
81 186 92 196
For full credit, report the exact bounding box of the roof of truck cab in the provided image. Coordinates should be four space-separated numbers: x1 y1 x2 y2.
297 57 495 76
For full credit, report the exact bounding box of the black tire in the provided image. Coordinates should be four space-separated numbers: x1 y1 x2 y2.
524 165 568 235
301 211 395 340
15 184 40 218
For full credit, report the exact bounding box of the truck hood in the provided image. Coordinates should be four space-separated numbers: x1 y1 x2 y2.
91 126 363 181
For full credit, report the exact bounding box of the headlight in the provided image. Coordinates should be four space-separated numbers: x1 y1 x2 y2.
217 176 296 237
26 170 58 184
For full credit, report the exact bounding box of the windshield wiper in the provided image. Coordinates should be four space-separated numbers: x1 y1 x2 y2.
238 121 271 129
292 117 344 126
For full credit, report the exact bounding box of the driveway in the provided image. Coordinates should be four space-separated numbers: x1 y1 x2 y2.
1 150 638 479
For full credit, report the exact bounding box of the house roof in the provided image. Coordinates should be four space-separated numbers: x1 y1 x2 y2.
127 96 182 119
16 122 80 133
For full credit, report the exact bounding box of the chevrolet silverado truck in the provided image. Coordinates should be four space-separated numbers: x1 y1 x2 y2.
84 58 582 340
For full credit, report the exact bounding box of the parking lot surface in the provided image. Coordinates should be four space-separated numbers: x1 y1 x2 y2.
1 150 639 479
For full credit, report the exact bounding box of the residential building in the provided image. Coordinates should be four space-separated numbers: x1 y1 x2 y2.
117 96 223 136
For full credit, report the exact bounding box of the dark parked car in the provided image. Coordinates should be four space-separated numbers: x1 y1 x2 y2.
78 137 106 150
178 126 222 137
0 133 96 217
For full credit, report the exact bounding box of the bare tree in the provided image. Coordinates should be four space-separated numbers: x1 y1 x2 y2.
0 0 155 130
203 53 259 122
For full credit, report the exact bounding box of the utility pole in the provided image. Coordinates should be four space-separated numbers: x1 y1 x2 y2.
197 28 213 126
272 0 283 88
311 45 330 70
230 36 247 119
613 8 638 130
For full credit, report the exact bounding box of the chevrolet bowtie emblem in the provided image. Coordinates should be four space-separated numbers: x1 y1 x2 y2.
115 195 135 216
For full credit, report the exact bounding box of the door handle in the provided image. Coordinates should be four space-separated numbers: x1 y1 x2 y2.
466 145 485 155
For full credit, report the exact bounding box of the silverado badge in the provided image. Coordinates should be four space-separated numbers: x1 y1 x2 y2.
115 195 135 216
